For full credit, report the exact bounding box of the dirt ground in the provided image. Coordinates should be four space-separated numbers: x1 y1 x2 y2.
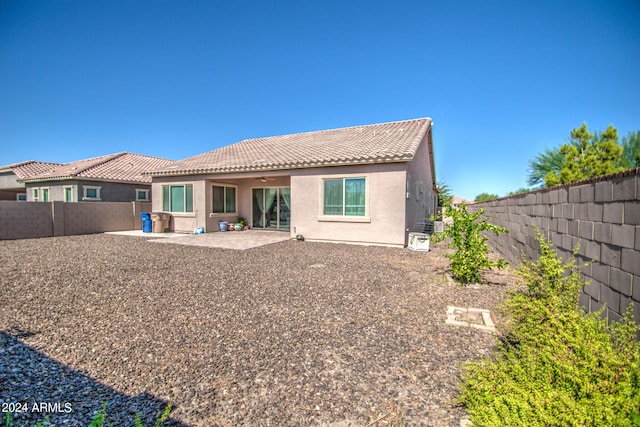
0 234 518 426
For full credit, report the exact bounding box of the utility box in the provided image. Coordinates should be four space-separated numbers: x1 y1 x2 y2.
408 232 430 252
151 212 171 233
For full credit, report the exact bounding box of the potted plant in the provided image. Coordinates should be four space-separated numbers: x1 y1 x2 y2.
235 216 246 231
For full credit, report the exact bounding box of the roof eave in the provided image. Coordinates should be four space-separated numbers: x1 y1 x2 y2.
145 156 415 178
19 176 75 184
20 176 152 185
427 125 437 188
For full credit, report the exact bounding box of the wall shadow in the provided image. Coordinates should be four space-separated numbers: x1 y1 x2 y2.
0 330 189 426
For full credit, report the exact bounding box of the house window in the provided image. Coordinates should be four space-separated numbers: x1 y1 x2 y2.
16 193 26 201
162 184 193 213
212 185 236 213
323 177 366 216
135 189 150 201
83 186 101 200
31 187 49 202
64 186 73 202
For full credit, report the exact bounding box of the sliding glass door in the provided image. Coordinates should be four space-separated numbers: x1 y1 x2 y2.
279 188 290 229
252 187 290 230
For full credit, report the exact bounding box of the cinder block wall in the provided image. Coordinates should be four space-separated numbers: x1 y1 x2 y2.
63 202 137 235
0 201 152 239
132 202 152 230
0 201 53 239
469 169 640 324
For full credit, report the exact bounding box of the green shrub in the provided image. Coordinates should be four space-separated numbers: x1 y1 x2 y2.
434 203 507 284
458 231 640 426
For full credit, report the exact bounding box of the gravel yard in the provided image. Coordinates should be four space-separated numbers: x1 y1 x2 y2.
0 234 517 426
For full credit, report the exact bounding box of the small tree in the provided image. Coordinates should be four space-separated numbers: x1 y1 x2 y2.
436 180 453 207
545 123 624 186
620 130 640 169
527 146 566 188
434 203 507 284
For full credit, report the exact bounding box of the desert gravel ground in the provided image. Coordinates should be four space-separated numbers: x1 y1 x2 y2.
0 234 518 426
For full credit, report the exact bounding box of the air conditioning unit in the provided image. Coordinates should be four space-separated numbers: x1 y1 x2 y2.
408 232 430 252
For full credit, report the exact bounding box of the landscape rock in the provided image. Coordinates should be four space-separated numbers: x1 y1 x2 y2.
0 234 517 426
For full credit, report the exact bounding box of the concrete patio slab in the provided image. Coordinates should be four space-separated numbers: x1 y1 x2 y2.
107 229 292 250
105 230 190 239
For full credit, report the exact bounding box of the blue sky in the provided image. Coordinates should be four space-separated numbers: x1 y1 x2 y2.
1 0 639 200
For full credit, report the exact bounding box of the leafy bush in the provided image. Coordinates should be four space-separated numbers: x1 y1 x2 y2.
434 203 507 284
458 231 640 426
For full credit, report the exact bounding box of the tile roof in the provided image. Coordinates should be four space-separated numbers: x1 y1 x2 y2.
147 117 432 176
20 152 175 184
451 196 469 205
0 161 63 179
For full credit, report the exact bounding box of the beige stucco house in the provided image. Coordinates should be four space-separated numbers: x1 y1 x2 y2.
146 118 437 247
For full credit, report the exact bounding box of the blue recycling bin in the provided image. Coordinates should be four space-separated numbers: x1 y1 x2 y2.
141 212 152 233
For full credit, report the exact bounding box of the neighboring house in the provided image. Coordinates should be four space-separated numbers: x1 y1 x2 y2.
440 196 470 225
0 161 62 200
19 152 175 203
451 196 469 208
146 118 437 247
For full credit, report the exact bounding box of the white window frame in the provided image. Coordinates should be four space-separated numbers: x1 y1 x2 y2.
63 186 74 202
32 187 50 202
318 174 370 223
83 185 102 201
211 183 238 215
16 193 26 201
135 188 150 201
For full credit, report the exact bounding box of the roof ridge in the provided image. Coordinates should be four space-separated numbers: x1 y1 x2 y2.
80 152 175 178
121 152 175 161
67 152 127 176
9 160 37 168
408 117 432 155
0 160 62 170
238 117 431 144
177 117 431 161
